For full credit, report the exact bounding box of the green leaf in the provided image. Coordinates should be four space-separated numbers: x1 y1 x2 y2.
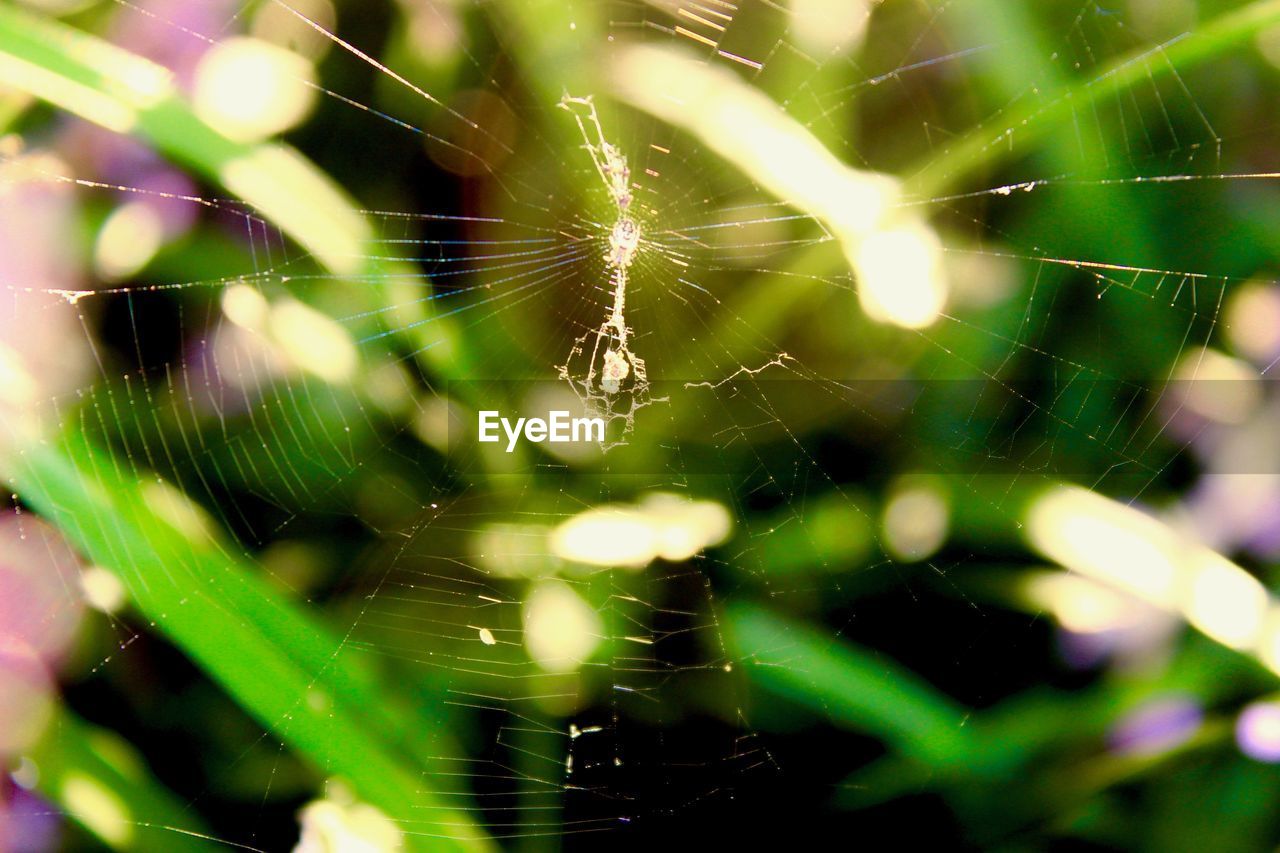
31 706 210 852
725 602 975 766
0 5 492 843
908 0 1280 198
5 433 492 850
0 0 469 379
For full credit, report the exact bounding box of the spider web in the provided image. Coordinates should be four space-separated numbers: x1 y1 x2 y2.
0 0 1271 847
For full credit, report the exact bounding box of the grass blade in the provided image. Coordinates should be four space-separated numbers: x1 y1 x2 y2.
4 432 491 849
908 0 1280 198
29 706 212 851
726 602 975 766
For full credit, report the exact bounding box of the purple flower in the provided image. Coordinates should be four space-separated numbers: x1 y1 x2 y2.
1108 695 1203 757
0 787 61 852
1236 701 1280 763
0 513 85 662
0 512 87 756
108 0 239 90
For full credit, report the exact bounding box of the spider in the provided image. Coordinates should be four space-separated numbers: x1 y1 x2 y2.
608 216 641 269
